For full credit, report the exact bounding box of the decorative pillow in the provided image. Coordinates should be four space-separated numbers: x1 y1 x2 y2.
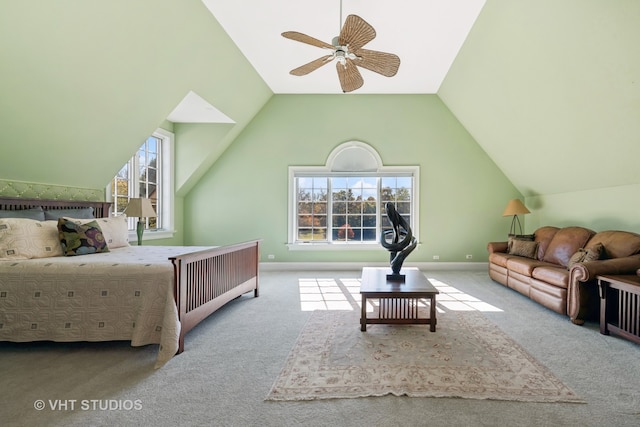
57 218 109 256
507 234 535 253
567 243 604 269
64 216 129 249
0 218 63 259
0 207 45 220
44 207 94 220
508 239 539 259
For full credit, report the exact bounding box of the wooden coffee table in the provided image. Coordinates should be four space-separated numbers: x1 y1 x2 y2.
360 267 439 332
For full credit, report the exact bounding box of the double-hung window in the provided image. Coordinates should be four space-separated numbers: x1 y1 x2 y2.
108 128 175 241
288 141 418 249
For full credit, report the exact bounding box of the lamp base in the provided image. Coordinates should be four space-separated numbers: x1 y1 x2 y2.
508 215 524 236
136 219 144 246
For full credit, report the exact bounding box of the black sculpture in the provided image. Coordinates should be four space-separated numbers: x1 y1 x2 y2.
380 202 417 281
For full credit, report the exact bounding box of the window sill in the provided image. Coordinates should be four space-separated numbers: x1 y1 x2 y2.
127 229 175 244
287 242 384 251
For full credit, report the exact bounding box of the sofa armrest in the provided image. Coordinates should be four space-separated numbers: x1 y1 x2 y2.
571 254 640 282
487 241 508 254
568 253 640 323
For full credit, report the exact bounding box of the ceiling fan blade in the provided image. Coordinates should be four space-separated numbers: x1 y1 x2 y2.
289 55 334 76
282 31 335 50
336 59 363 93
338 15 376 52
354 49 400 77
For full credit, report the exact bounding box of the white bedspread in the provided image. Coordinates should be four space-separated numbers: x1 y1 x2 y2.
0 245 211 368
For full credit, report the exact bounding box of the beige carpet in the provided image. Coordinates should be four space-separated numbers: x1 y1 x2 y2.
266 309 585 403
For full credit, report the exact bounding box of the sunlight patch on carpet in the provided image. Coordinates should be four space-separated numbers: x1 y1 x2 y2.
297 277 503 312
266 310 584 403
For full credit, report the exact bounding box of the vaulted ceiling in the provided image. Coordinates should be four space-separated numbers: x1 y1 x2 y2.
0 0 638 200
202 0 486 94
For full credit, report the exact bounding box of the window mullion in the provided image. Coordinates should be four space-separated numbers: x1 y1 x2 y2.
327 178 333 243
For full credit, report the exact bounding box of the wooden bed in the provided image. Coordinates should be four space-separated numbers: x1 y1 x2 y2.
0 196 260 363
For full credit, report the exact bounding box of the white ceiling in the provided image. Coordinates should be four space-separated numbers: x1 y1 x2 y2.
167 91 235 123
202 0 486 94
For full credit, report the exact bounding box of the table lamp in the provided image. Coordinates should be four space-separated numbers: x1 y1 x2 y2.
123 198 157 245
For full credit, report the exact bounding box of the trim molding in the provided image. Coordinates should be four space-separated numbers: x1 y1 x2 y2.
259 261 488 272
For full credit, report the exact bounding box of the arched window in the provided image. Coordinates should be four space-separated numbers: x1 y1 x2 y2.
288 141 419 249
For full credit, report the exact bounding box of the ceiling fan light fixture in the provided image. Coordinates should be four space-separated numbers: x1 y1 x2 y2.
282 14 400 93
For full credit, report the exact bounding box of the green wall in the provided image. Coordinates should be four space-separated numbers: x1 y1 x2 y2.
0 0 271 195
439 0 640 232
525 184 640 234
184 94 521 263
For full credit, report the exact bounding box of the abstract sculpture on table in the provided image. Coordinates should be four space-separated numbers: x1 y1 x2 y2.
380 202 417 282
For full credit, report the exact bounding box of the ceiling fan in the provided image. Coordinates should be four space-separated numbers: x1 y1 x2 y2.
282 13 400 93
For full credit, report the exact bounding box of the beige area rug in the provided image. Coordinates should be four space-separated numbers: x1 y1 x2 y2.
266 310 584 403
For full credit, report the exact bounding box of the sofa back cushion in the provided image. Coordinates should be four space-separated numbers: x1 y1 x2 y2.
542 226 596 267
586 230 640 259
533 226 560 260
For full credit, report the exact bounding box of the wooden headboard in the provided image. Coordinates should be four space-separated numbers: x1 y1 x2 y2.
0 196 112 218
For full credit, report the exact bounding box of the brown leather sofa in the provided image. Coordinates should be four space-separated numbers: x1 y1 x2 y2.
487 226 640 324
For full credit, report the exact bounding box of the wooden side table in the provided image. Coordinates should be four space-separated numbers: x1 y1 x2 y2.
597 274 640 344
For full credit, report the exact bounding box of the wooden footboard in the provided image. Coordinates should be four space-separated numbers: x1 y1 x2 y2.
170 240 261 353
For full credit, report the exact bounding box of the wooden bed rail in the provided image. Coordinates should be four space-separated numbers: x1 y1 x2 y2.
170 239 261 353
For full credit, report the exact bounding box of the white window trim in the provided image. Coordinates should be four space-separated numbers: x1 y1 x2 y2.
287 141 419 251
106 128 176 242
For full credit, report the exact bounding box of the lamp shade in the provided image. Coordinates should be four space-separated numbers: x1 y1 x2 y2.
502 199 530 217
123 198 157 218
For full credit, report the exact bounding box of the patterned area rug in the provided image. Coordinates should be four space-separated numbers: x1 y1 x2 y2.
266 310 584 402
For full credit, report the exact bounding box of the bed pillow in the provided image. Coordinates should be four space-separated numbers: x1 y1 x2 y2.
0 207 46 221
0 218 63 259
57 218 109 256
44 207 94 220
65 216 129 248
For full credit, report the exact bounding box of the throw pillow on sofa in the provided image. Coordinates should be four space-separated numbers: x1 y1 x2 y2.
567 243 604 269
509 239 539 259
507 234 535 252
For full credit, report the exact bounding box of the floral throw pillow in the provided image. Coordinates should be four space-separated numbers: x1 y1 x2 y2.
57 218 109 256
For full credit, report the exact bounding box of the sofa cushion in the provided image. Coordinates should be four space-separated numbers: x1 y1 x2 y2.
542 226 595 268
585 230 640 259
509 239 538 258
533 226 560 260
532 266 570 289
506 257 549 277
488 252 513 268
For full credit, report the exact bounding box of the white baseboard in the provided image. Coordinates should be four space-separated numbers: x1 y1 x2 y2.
259 261 488 272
